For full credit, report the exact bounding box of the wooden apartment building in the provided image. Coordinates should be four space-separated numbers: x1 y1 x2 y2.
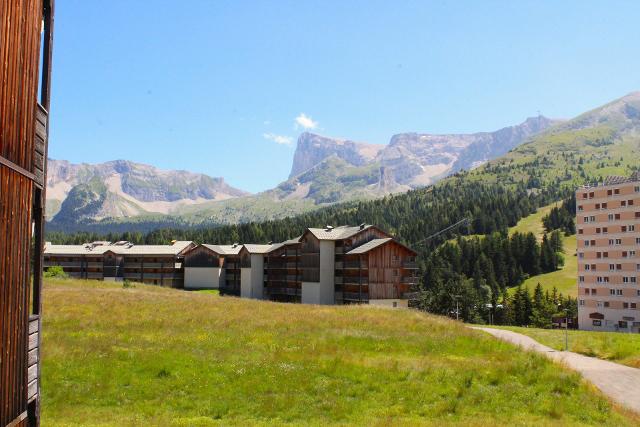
44 241 195 288
1 1 54 425
183 225 419 307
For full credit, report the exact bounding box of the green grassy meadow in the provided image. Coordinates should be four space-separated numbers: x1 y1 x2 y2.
508 204 578 297
491 326 640 369
40 279 640 426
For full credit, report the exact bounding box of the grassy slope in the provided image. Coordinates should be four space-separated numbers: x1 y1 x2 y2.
491 326 640 369
41 279 640 426
507 203 578 297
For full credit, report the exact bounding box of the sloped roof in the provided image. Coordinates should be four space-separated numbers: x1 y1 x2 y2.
243 244 280 254
306 225 374 241
201 244 242 255
345 238 393 254
44 241 194 256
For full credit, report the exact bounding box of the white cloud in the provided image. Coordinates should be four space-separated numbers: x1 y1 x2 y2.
263 133 293 145
295 113 318 130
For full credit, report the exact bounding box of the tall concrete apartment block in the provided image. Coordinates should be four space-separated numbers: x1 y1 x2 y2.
577 172 640 332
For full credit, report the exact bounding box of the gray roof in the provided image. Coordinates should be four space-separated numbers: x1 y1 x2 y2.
242 244 281 254
202 244 242 255
44 241 194 256
346 238 392 255
307 225 373 241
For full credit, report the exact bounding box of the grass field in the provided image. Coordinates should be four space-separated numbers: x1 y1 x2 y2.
491 326 640 369
40 279 640 426
508 203 556 240
508 203 578 297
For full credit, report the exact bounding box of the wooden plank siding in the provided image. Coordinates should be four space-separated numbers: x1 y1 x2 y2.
367 241 417 300
1 1 54 425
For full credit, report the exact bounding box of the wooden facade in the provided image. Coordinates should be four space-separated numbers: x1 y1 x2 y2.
263 243 301 302
43 242 194 288
1 1 54 425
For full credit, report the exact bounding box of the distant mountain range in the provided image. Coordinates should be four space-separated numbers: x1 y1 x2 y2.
46 160 247 223
47 91 640 231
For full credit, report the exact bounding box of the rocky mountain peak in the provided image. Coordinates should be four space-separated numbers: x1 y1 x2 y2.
289 132 384 178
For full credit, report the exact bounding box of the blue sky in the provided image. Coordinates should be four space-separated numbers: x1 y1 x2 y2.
49 0 640 193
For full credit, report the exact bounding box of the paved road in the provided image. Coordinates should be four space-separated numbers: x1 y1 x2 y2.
473 327 640 413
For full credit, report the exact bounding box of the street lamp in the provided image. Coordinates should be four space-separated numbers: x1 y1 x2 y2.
564 307 569 352
451 294 461 321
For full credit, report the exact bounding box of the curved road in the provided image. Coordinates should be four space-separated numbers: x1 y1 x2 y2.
473 327 640 413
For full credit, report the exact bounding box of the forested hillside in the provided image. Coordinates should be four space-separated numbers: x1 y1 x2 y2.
47 93 640 326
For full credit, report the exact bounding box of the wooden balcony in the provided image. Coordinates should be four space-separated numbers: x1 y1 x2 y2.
402 260 418 269
27 315 40 404
401 276 419 285
265 287 302 297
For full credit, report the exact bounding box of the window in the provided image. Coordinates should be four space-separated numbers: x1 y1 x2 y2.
609 264 615 271
632 277 637 283
617 264 622 270
617 239 622 245
602 202 608 209
617 289 623 295
631 251 637 257
592 288 597 295
585 288 591 294
597 252 602 259
592 264 597 271
590 192 596 198
632 303 637 309
579 229 584 235
623 302 629 309
637 264 640 271
586 264 591 271
614 188 620 195
603 227 608 234
623 251 628 258
619 321 628 328
636 212 640 218
603 252 609 258
579 299 585 306
630 225 635 232
615 213 621 220
637 238 640 245
607 189 613 196
584 216 590 223
622 226 627 232
579 276 585 282
578 252 584 259
590 215 596 222
585 240 590 247
609 239 614 245
621 200 627 207
595 203 600 209
591 240 596 246
578 205 584 211
635 186 639 193
608 214 614 221
604 301 610 307
623 277 630 283
596 228 601 234
610 289 616 295
596 277 603 283
583 193 589 199
593 320 602 326
629 200 634 206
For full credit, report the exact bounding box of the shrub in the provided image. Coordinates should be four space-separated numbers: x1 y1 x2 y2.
44 266 68 279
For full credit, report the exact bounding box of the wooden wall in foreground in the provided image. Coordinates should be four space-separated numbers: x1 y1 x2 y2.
1 0 53 426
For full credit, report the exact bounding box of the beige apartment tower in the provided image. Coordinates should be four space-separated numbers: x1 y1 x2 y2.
577 172 640 332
